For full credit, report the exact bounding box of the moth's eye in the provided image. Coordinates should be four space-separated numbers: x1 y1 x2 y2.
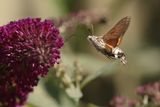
118 52 124 58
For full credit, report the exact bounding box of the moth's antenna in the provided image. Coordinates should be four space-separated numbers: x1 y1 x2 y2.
88 24 94 36
91 24 94 35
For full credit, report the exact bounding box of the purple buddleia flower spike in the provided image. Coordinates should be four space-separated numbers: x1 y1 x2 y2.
0 18 64 107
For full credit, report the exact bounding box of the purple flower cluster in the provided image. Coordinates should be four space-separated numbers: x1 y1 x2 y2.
55 10 107 35
110 81 160 107
110 96 138 107
137 81 160 105
57 10 107 26
0 18 63 107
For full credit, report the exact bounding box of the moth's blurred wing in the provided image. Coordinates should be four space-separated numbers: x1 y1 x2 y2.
103 16 131 48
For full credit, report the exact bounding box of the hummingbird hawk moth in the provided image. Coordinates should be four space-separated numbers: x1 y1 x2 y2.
88 16 131 64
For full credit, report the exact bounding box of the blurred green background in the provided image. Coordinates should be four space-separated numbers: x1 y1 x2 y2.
1 0 160 107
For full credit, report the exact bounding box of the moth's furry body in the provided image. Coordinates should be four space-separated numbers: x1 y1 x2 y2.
88 35 127 64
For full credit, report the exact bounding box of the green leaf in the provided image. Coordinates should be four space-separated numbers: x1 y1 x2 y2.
81 61 118 89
